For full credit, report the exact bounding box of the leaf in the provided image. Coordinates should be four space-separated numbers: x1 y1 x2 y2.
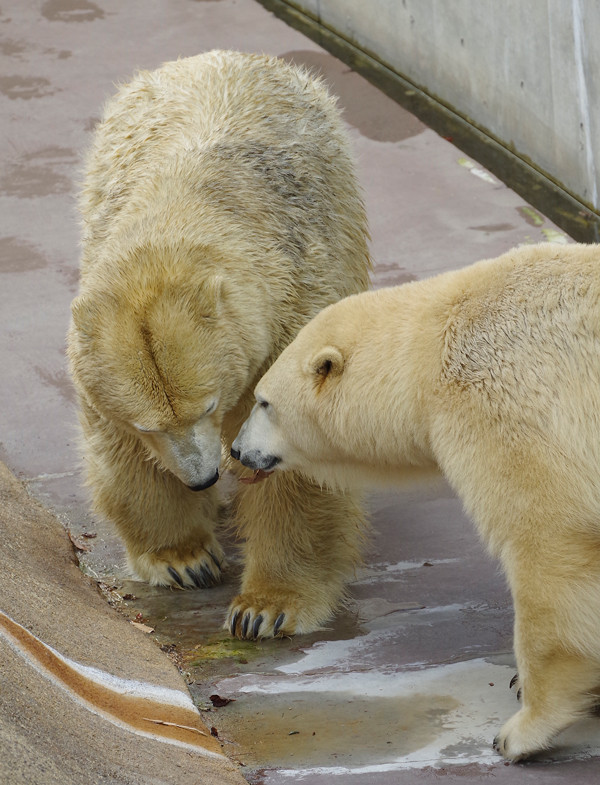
131 621 154 634
66 529 92 552
209 694 235 708
142 718 207 736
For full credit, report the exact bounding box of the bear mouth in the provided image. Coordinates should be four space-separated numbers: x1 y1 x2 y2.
239 469 274 485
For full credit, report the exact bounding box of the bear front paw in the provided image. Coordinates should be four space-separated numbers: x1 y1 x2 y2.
225 588 337 640
131 541 225 589
226 594 292 640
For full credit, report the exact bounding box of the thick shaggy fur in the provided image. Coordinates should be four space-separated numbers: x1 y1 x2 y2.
233 242 600 759
67 51 370 638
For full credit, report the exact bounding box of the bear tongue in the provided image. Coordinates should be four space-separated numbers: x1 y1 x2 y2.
239 469 273 485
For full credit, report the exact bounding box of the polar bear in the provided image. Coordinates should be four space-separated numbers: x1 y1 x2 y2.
67 51 370 639
232 242 600 759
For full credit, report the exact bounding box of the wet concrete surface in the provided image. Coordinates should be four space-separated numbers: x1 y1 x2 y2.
1 0 597 783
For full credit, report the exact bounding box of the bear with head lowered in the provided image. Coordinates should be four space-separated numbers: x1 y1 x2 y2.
233 242 600 758
67 51 370 639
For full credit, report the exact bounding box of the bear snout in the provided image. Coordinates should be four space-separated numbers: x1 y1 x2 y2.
232 446 280 473
187 470 219 491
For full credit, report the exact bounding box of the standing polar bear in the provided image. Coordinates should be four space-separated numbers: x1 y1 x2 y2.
233 242 600 760
67 51 371 639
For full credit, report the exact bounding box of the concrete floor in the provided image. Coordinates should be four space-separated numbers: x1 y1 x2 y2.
2 0 598 783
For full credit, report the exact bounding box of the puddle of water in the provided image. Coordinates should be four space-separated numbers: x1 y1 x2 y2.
213 658 600 774
371 262 416 289
213 690 458 769
111 573 368 685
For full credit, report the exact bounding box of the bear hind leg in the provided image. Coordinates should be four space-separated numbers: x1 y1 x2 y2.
494 552 600 761
494 652 600 761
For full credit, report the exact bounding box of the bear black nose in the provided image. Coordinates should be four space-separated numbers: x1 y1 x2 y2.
188 471 219 491
230 447 241 461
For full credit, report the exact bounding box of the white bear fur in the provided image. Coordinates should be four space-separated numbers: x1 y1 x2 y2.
67 51 371 638
233 242 600 758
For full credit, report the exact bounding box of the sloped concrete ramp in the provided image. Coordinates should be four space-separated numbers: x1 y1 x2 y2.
0 461 246 785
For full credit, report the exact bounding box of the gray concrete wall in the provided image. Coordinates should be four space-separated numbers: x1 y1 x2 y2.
285 0 599 214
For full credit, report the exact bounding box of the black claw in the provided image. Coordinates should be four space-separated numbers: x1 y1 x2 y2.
492 735 500 751
516 688 522 701
252 615 263 639
230 610 240 636
509 673 519 689
200 564 216 587
185 566 203 588
241 614 250 638
273 612 285 636
167 566 184 587
208 551 222 571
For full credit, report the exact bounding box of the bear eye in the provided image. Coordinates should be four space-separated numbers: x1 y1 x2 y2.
257 398 270 409
204 399 218 416
133 423 162 434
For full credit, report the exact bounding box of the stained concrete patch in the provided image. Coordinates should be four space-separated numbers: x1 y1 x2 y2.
372 262 416 289
34 365 77 404
0 75 55 99
0 37 27 58
41 0 104 22
0 237 47 273
469 223 516 233
0 146 75 197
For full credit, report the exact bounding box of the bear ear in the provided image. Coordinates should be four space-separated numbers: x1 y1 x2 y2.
306 346 345 380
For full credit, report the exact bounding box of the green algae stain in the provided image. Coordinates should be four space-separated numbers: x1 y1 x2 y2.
189 637 257 665
517 206 545 227
541 227 570 244
457 157 496 184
